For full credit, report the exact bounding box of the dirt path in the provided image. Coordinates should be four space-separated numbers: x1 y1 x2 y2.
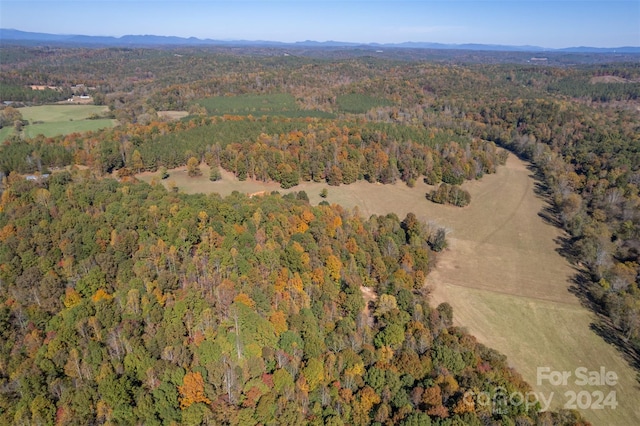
139 154 640 424
360 286 378 327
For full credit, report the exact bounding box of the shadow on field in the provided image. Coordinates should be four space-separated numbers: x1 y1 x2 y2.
568 270 640 382
553 235 583 263
528 165 581 262
568 270 606 315
523 156 640 384
589 321 640 382
528 165 565 229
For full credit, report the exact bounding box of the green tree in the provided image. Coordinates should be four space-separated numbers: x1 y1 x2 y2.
209 166 222 181
187 156 201 177
159 166 169 179
302 358 325 391
131 149 144 173
428 227 448 252
0 106 23 128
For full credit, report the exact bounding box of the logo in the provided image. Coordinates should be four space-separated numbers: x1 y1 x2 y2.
536 366 618 410
464 366 619 414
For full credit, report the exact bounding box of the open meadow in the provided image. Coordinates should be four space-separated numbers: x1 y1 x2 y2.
0 105 115 141
139 154 640 425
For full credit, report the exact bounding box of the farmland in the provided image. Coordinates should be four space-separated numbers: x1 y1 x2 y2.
0 104 115 141
336 93 393 113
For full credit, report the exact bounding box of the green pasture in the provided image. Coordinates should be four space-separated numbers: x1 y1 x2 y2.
22 119 116 138
0 126 15 141
336 93 393 113
193 93 334 118
20 105 109 122
1 105 115 141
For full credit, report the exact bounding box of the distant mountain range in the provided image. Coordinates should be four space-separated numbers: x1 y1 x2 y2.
1 29 639 53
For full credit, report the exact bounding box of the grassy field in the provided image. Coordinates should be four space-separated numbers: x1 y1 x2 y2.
336 93 393 113
20 105 108 122
21 118 115 138
192 93 334 118
0 126 16 141
0 105 115 141
157 110 189 121
139 155 640 425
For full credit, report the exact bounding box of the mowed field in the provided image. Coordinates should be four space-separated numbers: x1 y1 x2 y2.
0 105 115 141
139 155 640 425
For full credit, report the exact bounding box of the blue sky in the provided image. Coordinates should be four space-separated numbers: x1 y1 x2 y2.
1 1 638 48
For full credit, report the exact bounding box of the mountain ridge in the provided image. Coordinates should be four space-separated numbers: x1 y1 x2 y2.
1 28 639 53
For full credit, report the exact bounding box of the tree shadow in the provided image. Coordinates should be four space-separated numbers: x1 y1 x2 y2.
526 165 565 229
590 321 640 376
538 206 563 228
527 164 548 194
568 269 605 315
521 156 640 380
569 269 640 385
553 235 582 263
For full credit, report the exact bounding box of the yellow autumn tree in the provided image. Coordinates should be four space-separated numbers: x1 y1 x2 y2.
269 310 288 336
187 156 201 177
233 293 256 309
91 288 113 303
131 149 144 173
325 254 342 282
178 371 211 409
358 385 381 418
63 287 82 308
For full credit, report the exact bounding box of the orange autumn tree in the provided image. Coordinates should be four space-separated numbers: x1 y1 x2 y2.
178 371 211 409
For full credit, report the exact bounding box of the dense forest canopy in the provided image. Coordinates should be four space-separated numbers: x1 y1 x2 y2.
0 170 591 425
2 44 639 425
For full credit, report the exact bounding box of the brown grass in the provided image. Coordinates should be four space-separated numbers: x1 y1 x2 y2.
589 75 632 84
138 155 640 425
157 111 189 120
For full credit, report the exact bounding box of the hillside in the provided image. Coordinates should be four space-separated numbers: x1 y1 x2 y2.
1 45 639 424
0 173 589 425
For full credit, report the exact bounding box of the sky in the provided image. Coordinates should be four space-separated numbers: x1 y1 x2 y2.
1 1 638 49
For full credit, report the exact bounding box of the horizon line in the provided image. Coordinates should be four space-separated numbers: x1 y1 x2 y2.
1 28 639 51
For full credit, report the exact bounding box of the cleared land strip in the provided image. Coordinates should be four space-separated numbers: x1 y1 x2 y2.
427 155 640 426
435 238 580 305
429 280 640 425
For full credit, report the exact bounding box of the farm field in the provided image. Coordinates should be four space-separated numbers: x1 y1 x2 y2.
138 154 640 425
0 126 16 141
336 93 393 113
20 118 115 139
0 105 115 141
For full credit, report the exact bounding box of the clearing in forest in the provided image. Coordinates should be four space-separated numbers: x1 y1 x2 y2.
157 110 189 121
0 105 114 141
139 154 640 425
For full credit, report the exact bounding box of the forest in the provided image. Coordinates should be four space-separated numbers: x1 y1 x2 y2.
2 44 639 425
